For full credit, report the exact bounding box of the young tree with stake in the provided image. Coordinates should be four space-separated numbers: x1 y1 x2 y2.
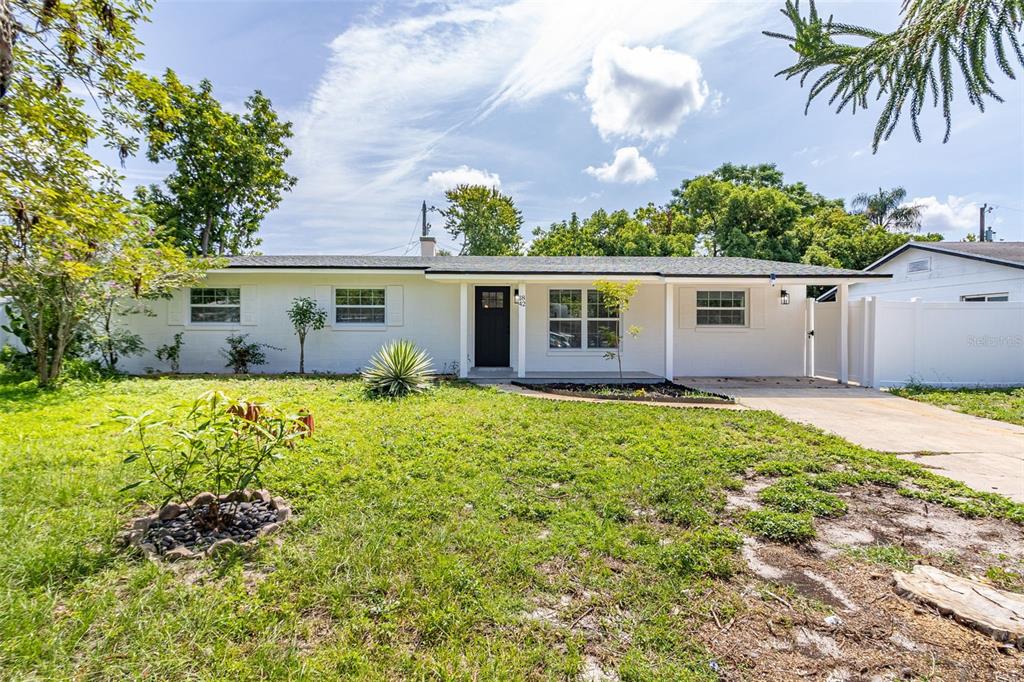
592 280 642 384
286 297 326 374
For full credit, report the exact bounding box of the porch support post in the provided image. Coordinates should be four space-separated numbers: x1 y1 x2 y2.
664 282 674 381
459 283 469 378
806 297 816 378
517 281 527 378
838 282 849 384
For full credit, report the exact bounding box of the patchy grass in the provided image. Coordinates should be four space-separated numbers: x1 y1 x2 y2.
744 510 816 544
1 373 1022 679
844 544 919 572
891 385 1024 426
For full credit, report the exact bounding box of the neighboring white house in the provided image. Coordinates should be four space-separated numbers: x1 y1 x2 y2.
812 242 1024 388
823 241 1024 302
111 239 886 380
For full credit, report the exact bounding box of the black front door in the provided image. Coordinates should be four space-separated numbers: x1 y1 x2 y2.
474 286 510 367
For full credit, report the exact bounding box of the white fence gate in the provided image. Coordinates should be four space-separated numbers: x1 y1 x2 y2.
814 299 1024 387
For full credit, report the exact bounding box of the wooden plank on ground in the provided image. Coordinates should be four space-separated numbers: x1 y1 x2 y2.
894 565 1024 646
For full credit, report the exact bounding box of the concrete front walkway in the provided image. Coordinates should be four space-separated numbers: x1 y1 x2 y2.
682 377 1024 503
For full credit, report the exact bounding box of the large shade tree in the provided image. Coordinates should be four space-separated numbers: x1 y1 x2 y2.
766 0 1024 151
134 70 297 256
437 185 523 256
529 205 694 257
0 0 208 386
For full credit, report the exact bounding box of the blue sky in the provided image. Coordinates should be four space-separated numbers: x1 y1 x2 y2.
124 1 1024 254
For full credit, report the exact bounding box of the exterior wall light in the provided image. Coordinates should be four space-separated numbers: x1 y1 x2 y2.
780 289 790 305
514 290 526 307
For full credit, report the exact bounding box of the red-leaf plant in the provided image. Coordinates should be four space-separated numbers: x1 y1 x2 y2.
117 391 307 530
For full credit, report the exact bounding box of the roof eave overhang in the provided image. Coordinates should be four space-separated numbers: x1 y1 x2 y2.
864 242 1024 272
211 267 428 275
424 272 665 282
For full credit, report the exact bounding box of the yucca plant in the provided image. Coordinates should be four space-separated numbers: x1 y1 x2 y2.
361 340 434 397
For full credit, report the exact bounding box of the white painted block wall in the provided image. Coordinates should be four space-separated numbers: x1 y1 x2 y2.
118 273 461 375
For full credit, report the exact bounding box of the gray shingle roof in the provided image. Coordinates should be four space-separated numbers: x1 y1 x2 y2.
224 255 886 278
892 241 1024 268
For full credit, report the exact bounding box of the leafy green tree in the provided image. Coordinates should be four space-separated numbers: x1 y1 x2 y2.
671 176 803 259
286 297 327 374
529 205 694 257
851 186 923 231
437 185 523 256
790 206 941 270
0 0 148 157
134 70 297 256
670 163 838 217
765 0 1024 151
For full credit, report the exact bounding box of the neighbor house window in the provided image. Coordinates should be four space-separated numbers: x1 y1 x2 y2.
696 290 746 326
907 258 931 274
335 288 385 324
548 289 621 349
190 288 240 323
961 293 1009 302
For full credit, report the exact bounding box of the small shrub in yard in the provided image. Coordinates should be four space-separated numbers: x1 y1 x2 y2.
155 332 185 372
745 509 816 544
362 340 434 397
117 390 306 530
220 333 283 374
758 477 848 517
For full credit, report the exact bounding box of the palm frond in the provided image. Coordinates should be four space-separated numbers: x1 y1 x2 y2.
765 0 1024 151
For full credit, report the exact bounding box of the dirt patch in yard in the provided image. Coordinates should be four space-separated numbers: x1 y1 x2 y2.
700 483 1024 680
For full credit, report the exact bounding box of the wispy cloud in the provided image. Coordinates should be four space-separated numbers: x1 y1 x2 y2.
584 147 657 183
266 0 769 253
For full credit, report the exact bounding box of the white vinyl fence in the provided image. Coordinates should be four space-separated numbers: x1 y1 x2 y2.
814 299 1024 387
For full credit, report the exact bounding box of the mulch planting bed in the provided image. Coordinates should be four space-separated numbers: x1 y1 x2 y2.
514 380 733 404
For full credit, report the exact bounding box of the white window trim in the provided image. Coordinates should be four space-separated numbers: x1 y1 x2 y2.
332 286 387 330
546 287 622 353
960 292 1010 302
187 287 242 328
695 289 749 328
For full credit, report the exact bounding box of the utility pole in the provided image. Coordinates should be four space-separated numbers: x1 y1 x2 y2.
421 200 429 237
979 203 990 241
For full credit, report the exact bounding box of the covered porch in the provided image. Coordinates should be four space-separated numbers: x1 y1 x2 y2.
429 273 863 384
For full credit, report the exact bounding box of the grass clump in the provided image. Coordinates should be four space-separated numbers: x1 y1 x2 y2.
658 528 743 578
758 477 848 517
845 543 918 571
985 566 1024 593
744 510 816 544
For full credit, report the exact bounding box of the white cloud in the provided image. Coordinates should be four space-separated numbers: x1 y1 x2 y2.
584 37 708 142
269 1 769 253
910 195 981 239
427 166 501 192
584 147 656 183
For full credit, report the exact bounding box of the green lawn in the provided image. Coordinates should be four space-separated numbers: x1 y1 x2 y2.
891 385 1024 426
1 374 1021 680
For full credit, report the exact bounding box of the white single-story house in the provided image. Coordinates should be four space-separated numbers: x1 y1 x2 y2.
115 238 888 381
820 241 1024 302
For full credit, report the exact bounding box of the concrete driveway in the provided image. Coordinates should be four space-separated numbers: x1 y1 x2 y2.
682 377 1024 503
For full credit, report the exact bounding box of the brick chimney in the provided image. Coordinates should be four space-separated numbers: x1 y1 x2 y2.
420 235 436 257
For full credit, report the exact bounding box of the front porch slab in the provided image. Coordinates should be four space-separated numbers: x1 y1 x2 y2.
467 369 664 385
